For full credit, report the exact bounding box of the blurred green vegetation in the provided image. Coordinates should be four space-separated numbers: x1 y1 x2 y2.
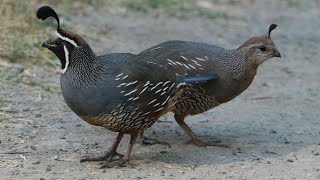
0 0 232 65
120 0 231 19
286 0 312 11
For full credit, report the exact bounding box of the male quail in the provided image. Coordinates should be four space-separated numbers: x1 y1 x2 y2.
138 24 281 147
36 6 202 168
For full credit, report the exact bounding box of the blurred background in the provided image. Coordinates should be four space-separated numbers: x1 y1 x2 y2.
0 0 320 179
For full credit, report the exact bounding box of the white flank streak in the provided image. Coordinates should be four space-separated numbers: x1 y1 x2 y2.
143 81 150 87
116 73 123 77
168 62 174 66
125 81 138 86
139 86 148 95
127 97 134 101
181 56 188 61
199 67 204 70
192 59 202 67
167 59 176 65
162 87 168 91
133 97 139 101
143 46 161 53
177 82 187 88
126 82 133 87
183 63 190 69
196 57 206 61
61 45 69 74
175 61 183 66
161 96 171 106
120 91 125 93
150 82 163 91
147 61 158 65
163 81 171 86
124 89 137 96
148 99 157 105
117 83 127 87
188 64 197 69
142 112 150 116
154 107 164 112
153 103 160 107
168 83 175 91
160 91 167 96
155 89 162 94
115 78 121 81
55 31 78 47
205 56 209 60
122 75 128 80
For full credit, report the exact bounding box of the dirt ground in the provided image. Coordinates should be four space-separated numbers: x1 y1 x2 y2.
1 0 320 179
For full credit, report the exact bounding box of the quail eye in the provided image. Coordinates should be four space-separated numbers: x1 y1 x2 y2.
56 41 62 46
259 46 266 51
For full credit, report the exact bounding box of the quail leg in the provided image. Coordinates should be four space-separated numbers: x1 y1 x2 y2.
100 132 139 168
174 114 229 148
139 130 171 147
80 133 124 162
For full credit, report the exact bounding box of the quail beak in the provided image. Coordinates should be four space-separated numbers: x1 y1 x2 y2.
42 41 50 48
273 49 281 58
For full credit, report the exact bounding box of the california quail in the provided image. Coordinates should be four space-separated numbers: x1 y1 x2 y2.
138 24 281 147
38 5 280 167
36 6 199 168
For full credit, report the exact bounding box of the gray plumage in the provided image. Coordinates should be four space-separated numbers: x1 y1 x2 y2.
37 6 281 167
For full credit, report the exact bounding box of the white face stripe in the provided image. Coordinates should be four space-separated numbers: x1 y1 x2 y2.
61 45 69 74
55 31 78 47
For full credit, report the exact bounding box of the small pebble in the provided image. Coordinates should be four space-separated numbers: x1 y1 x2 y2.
46 165 52 171
160 169 165 176
287 159 294 162
270 130 277 133
32 161 41 165
266 161 271 164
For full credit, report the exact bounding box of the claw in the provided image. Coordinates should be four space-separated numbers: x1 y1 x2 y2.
80 151 124 162
100 159 129 168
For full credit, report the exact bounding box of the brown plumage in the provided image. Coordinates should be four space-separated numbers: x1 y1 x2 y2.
138 24 281 147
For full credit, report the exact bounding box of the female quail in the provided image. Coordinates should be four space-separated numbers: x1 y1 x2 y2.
138 24 281 147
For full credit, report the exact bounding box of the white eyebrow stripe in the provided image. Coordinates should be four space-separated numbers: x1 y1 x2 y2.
55 31 79 47
61 45 69 74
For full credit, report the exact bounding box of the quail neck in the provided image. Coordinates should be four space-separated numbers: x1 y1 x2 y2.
42 29 103 86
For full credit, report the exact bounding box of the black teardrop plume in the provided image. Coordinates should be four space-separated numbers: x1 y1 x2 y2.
268 24 277 38
36 6 60 30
